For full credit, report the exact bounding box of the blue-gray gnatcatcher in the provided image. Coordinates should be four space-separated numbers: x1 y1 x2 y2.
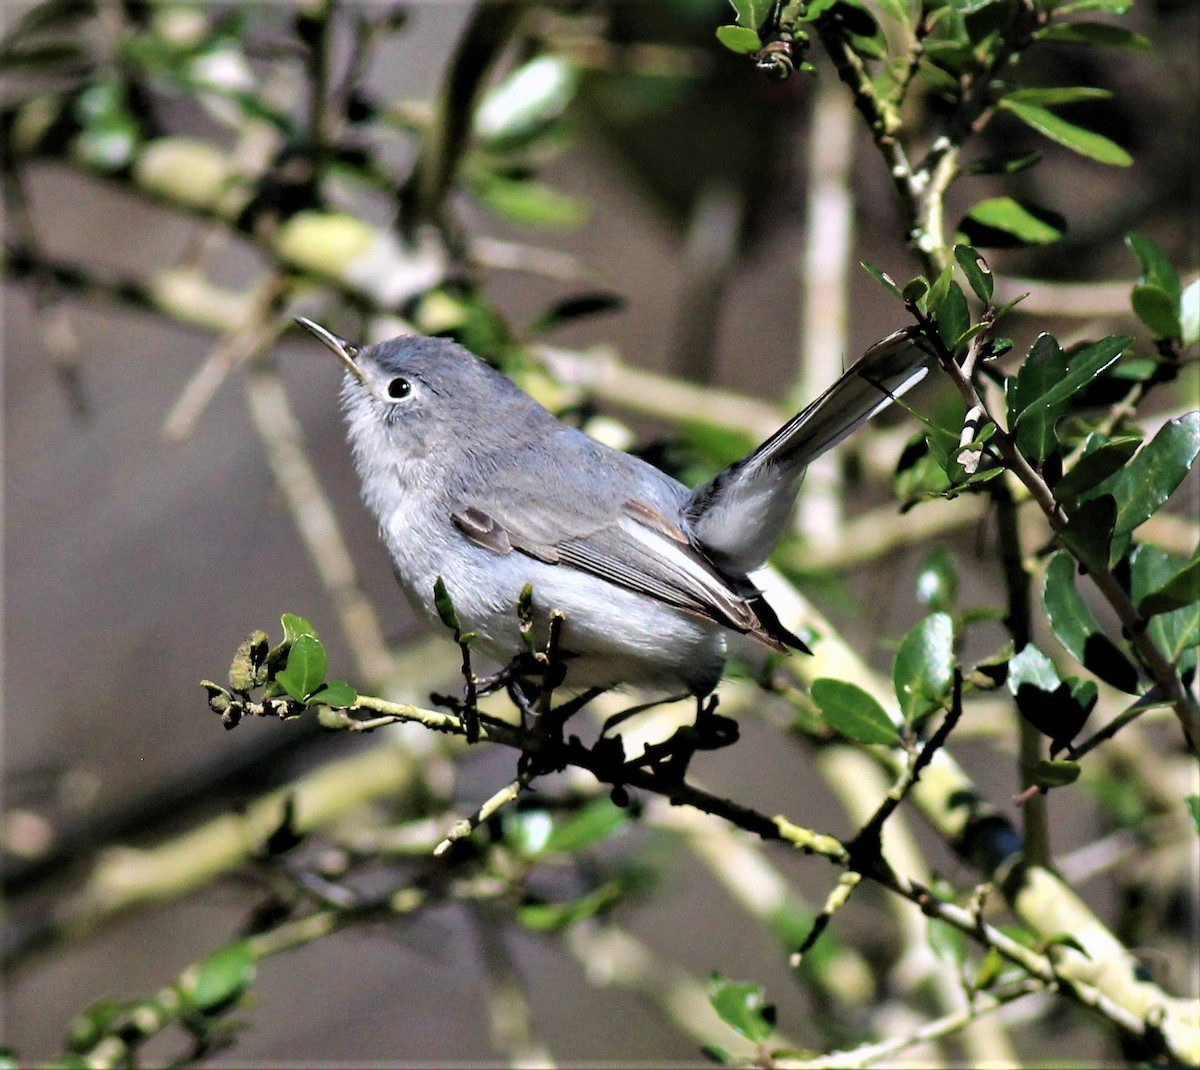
298 318 932 698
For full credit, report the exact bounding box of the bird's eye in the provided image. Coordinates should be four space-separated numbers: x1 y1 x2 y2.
387 377 412 400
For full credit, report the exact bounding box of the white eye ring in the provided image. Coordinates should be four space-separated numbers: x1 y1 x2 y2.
387 377 412 400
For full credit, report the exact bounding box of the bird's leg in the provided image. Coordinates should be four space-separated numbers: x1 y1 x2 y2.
599 693 692 738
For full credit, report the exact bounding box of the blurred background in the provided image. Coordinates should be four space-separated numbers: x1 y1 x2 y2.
3 0 1197 1064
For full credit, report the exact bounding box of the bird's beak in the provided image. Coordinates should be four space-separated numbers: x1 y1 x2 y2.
295 317 367 385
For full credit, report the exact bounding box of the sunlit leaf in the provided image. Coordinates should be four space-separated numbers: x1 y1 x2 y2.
275 635 327 701
810 679 900 744
893 612 956 724
1104 413 1199 538
960 197 1064 246
1011 336 1129 427
953 244 993 302
1007 333 1069 463
1000 99 1132 166
709 975 776 1043
716 24 763 52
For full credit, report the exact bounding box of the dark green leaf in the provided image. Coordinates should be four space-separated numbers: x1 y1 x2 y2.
917 547 958 614
1031 759 1082 788
180 941 256 1015
926 262 954 316
280 613 319 642
1036 22 1151 49
972 947 1007 991
1054 434 1142 507
1043 551 1140 692
902 276 930 305
1008 333 1069 463
1000 100 1131 166
701 1044 734 1066
1012 336 1129 428
715 25 763 52
810 679 900 744
709 975 776 1044
1187 795 1200 836
1008 644 1094 748
1060 493 1115 575
1105 413 1200 538
307 679 357 708
275 635 327 701
1138 551 1200 618
1125 233 1181 302
963 150 1043 176
893 612 956 724
954 244 993 302
861 260 902 298
433 576 461 632
1130 545 1200 662
1131 285 1182 340
960 197 1064 246
935 281 971 350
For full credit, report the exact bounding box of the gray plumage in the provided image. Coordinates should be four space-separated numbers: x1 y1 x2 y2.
299 319 933 697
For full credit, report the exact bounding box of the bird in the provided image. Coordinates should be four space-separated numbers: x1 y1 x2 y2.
298 317 933 701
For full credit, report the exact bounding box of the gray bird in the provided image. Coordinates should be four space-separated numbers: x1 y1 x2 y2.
298 318 932 699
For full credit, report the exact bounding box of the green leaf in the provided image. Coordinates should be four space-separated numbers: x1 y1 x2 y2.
1187 795 1200 836
1000 99 1131 166
935 281 971 350
1031 759 1082 788
861 260 903 298
709 975 776 1044
728 0 777 29
541 798 630 854
307 679 358 708
180 941 256 1015
963 150 1043 176
1130 545 1200 663
1054 433 1142 507
917 547 958 614
1003 86 1112 106
1043 551 1140 692
518 883 622 931
1138 551 1200 618
1008 333 1069 463
810 679 900 744
433 576 460 632
1060 493 1116 575
954 244 993 302
1126 233 1182 302
1105 413 1200 538
1131 285 1182 340
1050 0 1131 12
470 172 587 229
1035 22 1151 50
893 612 956 724
1007 644 1095 748
961 197 1064 246
1011 335 1129 428
280 613 318 642
715 24 763 52
275 634 327 701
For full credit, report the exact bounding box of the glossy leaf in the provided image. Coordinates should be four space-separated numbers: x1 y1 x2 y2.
1137 550 1200 618
954 244 993 302
935 281 971 350
1000 100 1132 166
1011 335 1129 427
893 612 956 724
917 547 958 614
1060 494 1116 575
1007 333 1069 463
961 197 1064 246
1105 413 1200 538
1043 551 1139 692
1130 545 1200 663
280 613 318 643
810 679 900 745
861 260 902 297
275 635 327 701
307 679 358 708
1054 433 1142 507
710 975 776 1043
1036 22 1151 49
1008 644 1095 748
